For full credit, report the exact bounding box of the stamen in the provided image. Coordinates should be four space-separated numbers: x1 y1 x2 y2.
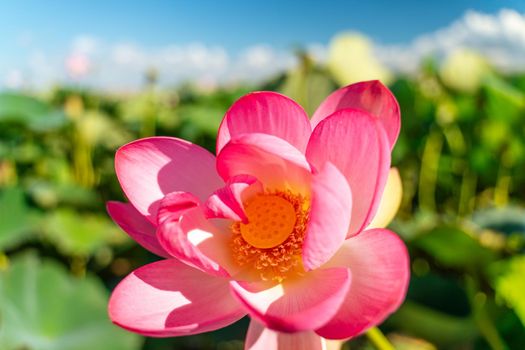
231 190 309 282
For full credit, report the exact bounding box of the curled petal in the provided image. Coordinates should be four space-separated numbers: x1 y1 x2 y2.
217 133 312 194
115 137 223 223
317 229 410 339
107 201 169 258
157 202 236 277
230 267 351 332
205 175 264 223
108 259 245 337
302 162 352 271
217 91 312 154
157 191 200 226
245 320 325 350
311 80 400 149
306 109 390 237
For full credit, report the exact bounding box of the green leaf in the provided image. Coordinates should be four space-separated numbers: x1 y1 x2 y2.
386 301 477 347
178 105 224 136
0 93 68 131
27 180 99 209
43 209 128 256
0 187 36 250
492 255 525 327
480 118 510 151
484 76 525 125
413 226 496 269
0 253 141 350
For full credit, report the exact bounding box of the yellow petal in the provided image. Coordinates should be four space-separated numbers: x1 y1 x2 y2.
325 339 346 350
367 167 403 229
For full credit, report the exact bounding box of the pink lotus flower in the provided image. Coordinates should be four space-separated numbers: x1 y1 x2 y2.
107 80 410 349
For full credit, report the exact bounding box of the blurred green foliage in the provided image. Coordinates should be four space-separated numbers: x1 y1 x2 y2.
0 50 524 350
0 253 141 349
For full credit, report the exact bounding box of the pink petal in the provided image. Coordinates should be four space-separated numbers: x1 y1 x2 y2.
302 162 352 271
316 228 410 339
108 259 246 337
311 80 400 149
245 320 325 350
157 203 236 277
106 201 169 258
230 267 351 332
216 91 312 154
157 191 200 226
204 175 263 223
306 109 390 237
217 133 312 194
115 137 223 223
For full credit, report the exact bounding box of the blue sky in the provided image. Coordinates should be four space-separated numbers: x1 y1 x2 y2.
1 0 523 50
1 1 524 90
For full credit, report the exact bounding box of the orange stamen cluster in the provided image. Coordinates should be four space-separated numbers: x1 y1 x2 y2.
231 190 310 282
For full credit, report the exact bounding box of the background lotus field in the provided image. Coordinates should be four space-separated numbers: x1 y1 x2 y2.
2 5 525 350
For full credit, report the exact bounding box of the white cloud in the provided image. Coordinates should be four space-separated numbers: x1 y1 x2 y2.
375 8 525 74
229 45 295 82
4 69 24 89
111 43 146 66
2 9 525 91
71 35 99 55
26 50 61 87
69 41 292 91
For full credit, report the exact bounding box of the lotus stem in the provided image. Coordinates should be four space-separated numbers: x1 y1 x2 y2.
366 326 395 350
418 128 443 212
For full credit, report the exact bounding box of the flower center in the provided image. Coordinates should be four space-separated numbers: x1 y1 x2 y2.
240 195 296 249
231 190 309 282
